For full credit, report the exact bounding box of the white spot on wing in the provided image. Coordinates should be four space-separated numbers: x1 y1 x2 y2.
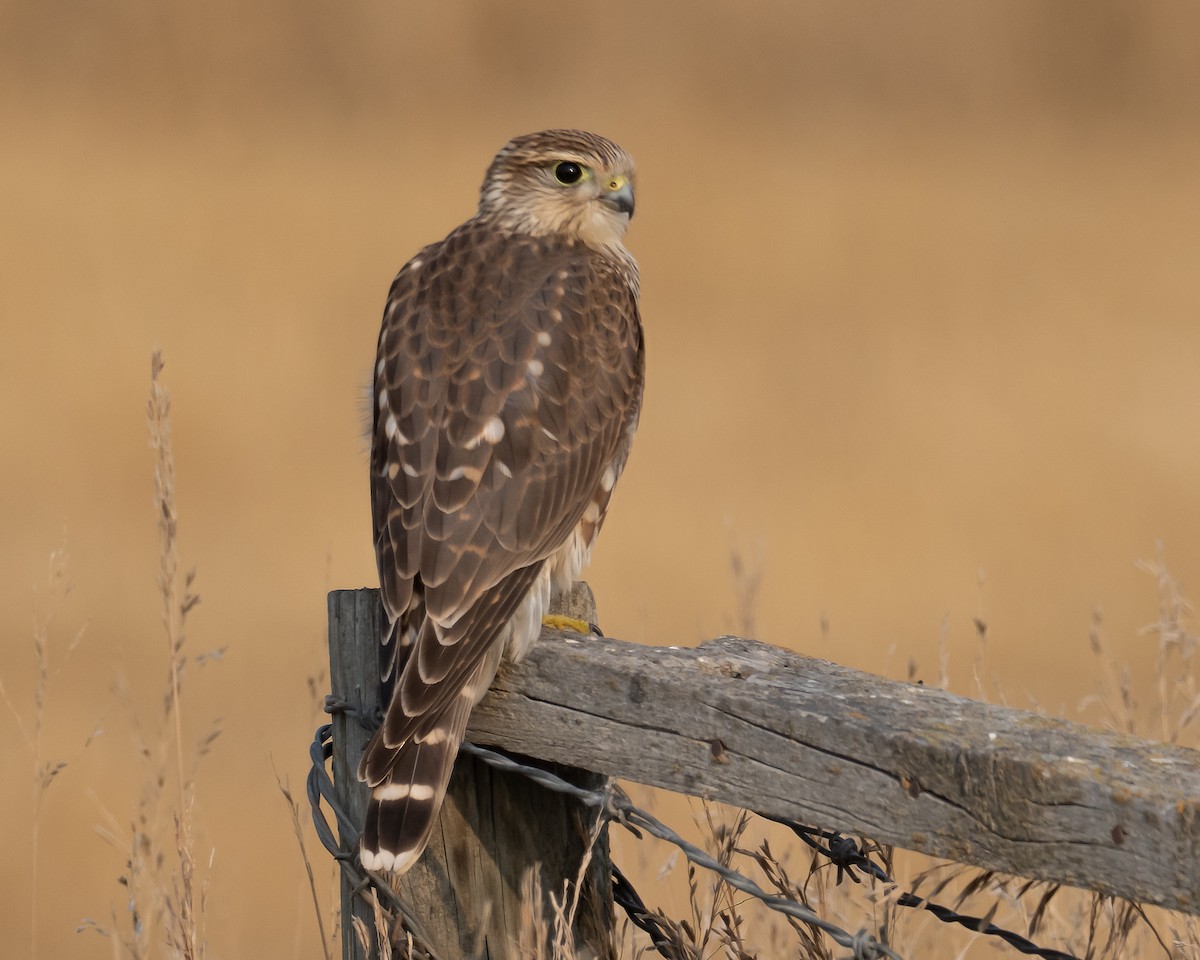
600 464 616 491
377 388 389 409
482 416 505 443
527 358 544 378
537 331 553 346
385 414 398 439
463 416 506 450
446 465 482 482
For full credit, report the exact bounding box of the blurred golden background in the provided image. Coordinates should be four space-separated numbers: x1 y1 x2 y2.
3 1 1200 956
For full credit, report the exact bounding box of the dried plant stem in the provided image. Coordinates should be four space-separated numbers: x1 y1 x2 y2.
147 350 204 960
0 542 85 960
149 352 188 810
275 768 334 960
29 583 52 960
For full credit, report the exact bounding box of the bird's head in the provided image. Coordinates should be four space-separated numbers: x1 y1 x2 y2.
478 129 636 250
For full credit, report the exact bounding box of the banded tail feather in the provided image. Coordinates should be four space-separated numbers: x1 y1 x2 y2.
358 695 470 873
358 647 500 873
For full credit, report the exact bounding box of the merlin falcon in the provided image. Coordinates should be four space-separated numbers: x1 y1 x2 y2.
360 130 644 872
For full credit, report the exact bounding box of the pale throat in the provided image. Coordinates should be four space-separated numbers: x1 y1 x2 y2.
529 195 629 251
573 208 631 252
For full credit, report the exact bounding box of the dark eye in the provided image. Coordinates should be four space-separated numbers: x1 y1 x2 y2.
554 162 583 184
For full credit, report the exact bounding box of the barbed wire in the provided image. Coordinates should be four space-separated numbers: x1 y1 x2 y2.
455 740 902 959
766 819 1080 960
610 863 681 956
308 719 444 959
310 696 1081 960
310 699 895 958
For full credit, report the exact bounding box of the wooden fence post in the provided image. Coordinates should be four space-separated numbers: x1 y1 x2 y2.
328 584 613 960
327 589 382 960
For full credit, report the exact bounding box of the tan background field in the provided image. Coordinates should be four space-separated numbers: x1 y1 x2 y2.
3 1 1199 956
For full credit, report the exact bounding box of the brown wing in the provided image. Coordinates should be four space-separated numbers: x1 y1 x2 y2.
358 220 643 868
370 220 641 692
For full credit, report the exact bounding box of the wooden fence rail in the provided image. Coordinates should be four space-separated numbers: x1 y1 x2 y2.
328 587 1200 957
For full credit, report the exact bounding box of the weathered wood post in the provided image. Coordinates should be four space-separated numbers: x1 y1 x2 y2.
327 589 383 960
328 584 614 960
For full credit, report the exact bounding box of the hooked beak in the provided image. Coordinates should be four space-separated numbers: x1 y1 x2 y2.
600 175 635 218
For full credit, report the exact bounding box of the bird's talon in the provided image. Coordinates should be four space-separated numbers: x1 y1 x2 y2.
542 614 592 634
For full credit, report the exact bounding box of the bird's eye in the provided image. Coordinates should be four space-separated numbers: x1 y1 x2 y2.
554 162 584 184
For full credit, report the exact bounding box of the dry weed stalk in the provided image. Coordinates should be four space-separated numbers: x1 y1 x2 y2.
516 830 603 960
1069 546 1200 959
279 664 339 958
149 349 207 959
1137 547 1200 747
85 351 217 959
275 768 335 960
0 542 92 960
745 838 833 960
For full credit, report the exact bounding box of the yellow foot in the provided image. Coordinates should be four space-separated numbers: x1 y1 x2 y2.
541 614 596 635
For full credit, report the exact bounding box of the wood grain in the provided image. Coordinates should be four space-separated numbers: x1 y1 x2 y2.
470 630 1200 915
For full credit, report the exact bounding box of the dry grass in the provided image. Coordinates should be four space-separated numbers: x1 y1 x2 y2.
76 352 220 959
197 535 1200 959
148 349 206 960
11 352 1200 960
519 801 612 960
275 767 335 960
0 539 93 960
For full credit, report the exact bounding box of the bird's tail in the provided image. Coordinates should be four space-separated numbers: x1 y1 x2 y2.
358 690 474 874
358 632 512 874
355 696 468 873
